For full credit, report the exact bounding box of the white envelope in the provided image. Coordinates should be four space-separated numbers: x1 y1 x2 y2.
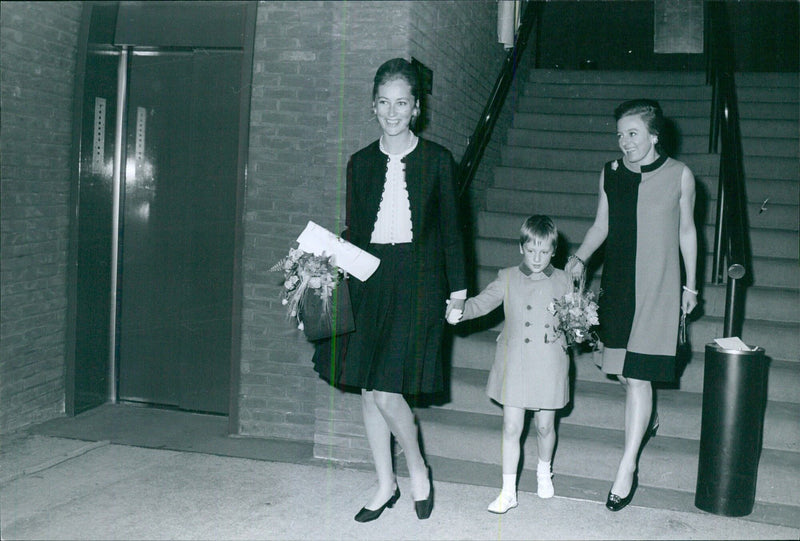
714 337 758 351
296 220 380 282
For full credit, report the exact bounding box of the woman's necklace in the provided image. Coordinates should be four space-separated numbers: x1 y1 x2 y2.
380 133 416 155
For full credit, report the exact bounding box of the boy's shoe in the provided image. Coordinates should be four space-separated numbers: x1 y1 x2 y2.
487 492 518 514
537 470 555 499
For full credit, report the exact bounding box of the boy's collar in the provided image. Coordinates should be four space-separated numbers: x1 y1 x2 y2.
519 262 554 277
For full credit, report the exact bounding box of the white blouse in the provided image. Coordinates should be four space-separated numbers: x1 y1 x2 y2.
370 136 418 244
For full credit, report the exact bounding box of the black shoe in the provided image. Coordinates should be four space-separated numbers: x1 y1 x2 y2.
354 487 400 523
605 472 638 512
414 468 434 520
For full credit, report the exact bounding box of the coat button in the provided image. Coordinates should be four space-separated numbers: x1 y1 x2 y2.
527 305 532 310
525 322 531 327
524 338 530 343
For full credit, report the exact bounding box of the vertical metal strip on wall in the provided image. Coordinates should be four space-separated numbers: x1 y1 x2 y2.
109 46 129 402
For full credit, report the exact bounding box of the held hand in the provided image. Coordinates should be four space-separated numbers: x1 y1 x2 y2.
445 298 465 325
681 289 698 315
565 255 585 282
446 308 463 325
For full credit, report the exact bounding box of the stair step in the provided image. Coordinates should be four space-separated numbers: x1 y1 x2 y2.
477 213 799 259
506 127 798 158
474 234 800 289
471 262 798 322
421 453 800 529
434 368 800 452
739 136 800 158
501 147 799 180
484 187 799 232
527 69 708 86
518 96 714 117
506 126 800 159
417 407 800 507
736 72 800 88
518 95 798 121
523 78 798 105
525 71 799 91
451 332 800 403
506 128 710 155
492 167 800 204
525 81 710 101
736 85 800 103
514 114 800 139
709 200 799 232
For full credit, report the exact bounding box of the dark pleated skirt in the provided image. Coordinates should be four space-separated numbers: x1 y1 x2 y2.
312 243 447 395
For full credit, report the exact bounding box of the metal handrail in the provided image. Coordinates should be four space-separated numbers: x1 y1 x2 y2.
706 1 751 337
457 0 541 198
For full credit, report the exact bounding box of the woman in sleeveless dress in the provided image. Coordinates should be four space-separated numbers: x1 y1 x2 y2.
565 99 699 511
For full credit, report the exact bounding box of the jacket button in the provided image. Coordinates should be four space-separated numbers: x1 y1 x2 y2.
525 322 531 327
527 305 532 310
524 338 530 343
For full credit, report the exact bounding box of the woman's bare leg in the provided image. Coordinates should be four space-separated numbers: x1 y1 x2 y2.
371 390 430 501
611 376 652 497
361 390 397 510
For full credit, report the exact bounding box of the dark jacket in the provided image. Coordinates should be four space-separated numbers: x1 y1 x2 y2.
344 138 467 294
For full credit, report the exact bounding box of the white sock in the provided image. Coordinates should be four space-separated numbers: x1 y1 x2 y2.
501 473 516 496
537 460 551 475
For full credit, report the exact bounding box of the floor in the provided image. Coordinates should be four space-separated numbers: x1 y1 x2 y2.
1 403 798 540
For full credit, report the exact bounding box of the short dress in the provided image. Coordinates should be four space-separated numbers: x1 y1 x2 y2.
598 155 687 382
462 264 571 409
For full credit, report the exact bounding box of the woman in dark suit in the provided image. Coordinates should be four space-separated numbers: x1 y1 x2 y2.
313 58 466 522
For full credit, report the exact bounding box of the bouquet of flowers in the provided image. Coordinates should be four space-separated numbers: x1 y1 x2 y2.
546 276 600 351
270 247 354 340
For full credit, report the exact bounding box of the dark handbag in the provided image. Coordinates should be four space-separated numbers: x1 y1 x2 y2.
678 312 688 346
299 278 355 341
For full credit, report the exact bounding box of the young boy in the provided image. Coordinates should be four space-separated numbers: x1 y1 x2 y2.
448 215 572 513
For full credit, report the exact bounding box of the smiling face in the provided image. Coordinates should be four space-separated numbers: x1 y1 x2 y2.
374 77 419 139
520 238 554 274
616 113 659 166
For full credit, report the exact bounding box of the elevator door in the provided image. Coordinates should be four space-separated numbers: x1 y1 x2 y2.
116 50 240 414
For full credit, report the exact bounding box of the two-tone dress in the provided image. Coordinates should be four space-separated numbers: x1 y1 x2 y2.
598 154 688 382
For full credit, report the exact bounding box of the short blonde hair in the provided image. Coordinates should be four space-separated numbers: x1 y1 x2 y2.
520 215 558 251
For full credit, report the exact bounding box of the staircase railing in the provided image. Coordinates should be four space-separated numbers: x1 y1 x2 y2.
457 0 541 198
706 1 751 337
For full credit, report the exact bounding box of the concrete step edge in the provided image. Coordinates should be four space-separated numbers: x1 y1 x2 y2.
422 452 800 530
417 407 800 508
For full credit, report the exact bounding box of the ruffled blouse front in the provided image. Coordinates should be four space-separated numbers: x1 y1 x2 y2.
370 135 418 244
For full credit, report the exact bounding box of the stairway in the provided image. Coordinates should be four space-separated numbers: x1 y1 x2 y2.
418 69 800 527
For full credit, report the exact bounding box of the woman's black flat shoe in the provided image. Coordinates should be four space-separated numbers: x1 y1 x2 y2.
414 491 433 520
414 468 434 519
354 487 400 523
605 472 638 512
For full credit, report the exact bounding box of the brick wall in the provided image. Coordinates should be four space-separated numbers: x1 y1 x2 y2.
0 1 82 433
240 1 516 463
240 0 412 446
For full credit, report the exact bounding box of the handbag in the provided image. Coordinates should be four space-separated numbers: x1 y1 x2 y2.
299 278 355 341
678 312 688 346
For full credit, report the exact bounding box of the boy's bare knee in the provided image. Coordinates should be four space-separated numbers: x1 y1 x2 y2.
502 421 523 439
535 422 554 438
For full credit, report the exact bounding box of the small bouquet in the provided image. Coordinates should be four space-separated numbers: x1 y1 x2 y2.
270 247 353 339
546 276 600 351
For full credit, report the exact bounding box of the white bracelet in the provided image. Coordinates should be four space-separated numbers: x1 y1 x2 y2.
683 286 698 295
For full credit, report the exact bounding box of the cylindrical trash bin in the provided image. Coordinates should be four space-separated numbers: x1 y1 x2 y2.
695 343 767 516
